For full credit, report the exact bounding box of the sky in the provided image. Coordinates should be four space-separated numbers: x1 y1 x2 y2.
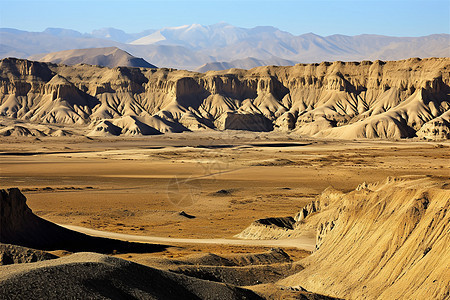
0 0 449 36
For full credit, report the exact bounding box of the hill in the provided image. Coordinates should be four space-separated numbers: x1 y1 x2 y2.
29 47 156 68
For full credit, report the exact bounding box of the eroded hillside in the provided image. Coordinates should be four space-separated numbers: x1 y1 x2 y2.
238 177 450 299
0 57 449 139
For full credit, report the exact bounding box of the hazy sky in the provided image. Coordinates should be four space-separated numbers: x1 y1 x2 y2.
1 0 449 36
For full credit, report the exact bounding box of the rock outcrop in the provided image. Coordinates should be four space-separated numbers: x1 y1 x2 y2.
294 200 320 223
235 217 296 240
416 111 450 140
0 243 57 265
0 57 449 139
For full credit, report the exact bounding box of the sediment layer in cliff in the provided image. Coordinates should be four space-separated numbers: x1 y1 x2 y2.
1 57 449 139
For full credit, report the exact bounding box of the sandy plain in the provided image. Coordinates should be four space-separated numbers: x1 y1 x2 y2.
1 131 448 261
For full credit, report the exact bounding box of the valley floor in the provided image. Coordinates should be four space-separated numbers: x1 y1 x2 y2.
1 131 448 244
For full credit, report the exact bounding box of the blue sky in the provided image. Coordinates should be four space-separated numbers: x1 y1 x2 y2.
0 0 449 36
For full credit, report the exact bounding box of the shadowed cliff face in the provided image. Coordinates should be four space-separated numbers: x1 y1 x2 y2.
0 188 167 254
0 57 449 138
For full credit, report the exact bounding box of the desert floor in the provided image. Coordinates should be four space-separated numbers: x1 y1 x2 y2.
1 131 448 260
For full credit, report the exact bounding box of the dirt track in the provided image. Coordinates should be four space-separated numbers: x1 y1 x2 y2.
61 224 316 251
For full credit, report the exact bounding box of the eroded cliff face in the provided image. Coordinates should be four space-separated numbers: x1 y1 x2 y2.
237 177 450 299
279 177 450 300
0 57 449 138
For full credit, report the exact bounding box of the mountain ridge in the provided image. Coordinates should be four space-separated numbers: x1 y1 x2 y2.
1 24 448 70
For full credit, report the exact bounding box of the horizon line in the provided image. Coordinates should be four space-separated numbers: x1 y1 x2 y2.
1 23 449 39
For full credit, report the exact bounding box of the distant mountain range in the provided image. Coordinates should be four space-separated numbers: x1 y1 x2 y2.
1 23 449 70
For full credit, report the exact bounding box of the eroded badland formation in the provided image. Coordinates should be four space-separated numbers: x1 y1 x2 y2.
0 56 449 300
0 57 449 139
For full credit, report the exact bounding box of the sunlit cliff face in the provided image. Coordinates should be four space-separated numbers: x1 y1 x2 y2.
0 57 449 139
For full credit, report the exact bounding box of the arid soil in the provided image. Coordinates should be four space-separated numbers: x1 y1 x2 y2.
1 132 448 242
